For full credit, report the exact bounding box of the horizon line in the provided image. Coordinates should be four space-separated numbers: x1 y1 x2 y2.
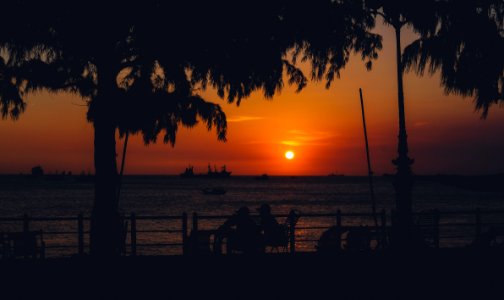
1 172 503 177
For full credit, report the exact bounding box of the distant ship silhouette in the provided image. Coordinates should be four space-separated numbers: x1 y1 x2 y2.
180 165 195 178
180 164 231 178
255 173 269 180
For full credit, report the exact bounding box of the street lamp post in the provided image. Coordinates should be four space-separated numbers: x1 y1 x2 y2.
392 22 415 248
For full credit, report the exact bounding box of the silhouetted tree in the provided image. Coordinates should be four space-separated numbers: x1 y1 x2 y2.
1 1 385 256
277 0 501 242
284 0 382 86
1 2 229 256
403 0 504 118
0 1 48 120
358 0 441 246
356 0 503 247
1 1 307 256
288 0 427 245
0 57 25 119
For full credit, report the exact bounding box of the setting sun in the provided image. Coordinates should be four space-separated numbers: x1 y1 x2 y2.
285 151 295 160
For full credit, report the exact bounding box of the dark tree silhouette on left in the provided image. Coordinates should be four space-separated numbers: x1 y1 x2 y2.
0 0 384 257
0 1 300 257
0 1 231 256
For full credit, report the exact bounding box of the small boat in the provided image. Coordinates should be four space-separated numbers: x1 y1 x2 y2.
255 174 269 180
202 187 227 195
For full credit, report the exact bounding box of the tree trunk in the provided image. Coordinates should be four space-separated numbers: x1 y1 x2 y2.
392 24 415 248
89 62 122 257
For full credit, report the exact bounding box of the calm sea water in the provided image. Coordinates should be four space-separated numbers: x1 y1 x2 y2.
1 175 502 256
2 175 502 216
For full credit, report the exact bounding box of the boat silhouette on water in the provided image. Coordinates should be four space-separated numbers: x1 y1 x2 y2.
202 187 227 195
255 173 269 180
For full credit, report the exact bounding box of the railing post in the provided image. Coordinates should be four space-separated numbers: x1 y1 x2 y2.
191 213 198 254
380 209 387 249
130 213 137 256
182 213 188 255
289 215 296 254
23 213 30 233
475 208 481 241
390 210 396 247
336 210 342 228
433 209 440 249
78 213 84 256
192 213 198 233
22 214 30 259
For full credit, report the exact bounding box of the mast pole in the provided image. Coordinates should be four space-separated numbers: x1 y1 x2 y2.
359 88 378 228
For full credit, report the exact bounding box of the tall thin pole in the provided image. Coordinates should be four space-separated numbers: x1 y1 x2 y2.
359 88 378 228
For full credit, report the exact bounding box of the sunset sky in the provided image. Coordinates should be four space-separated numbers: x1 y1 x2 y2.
1 24 503 176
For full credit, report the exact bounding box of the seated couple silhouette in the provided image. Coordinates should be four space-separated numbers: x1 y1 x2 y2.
217 204 293 254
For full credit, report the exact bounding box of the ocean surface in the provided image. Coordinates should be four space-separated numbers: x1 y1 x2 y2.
1 175 503 256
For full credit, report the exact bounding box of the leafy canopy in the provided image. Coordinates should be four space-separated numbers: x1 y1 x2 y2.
1 0 383 144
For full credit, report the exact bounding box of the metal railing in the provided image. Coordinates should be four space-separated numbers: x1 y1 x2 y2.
0 213 188 257
1 209 503 257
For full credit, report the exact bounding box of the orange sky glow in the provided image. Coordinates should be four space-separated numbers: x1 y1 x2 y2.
1 25 503 176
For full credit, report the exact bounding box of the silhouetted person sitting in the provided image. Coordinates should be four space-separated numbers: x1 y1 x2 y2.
219 207 263 254
316 226 344 253
345 226 372 252
257 204 287 250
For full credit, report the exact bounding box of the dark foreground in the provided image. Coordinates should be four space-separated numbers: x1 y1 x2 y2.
1 250 503 299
